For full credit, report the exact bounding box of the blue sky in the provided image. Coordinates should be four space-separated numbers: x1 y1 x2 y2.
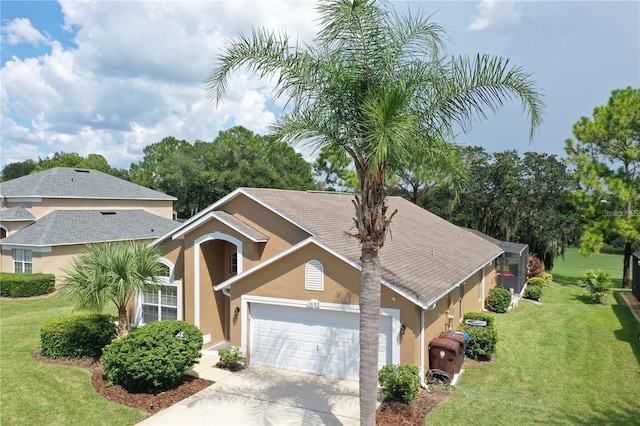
1 1 639 169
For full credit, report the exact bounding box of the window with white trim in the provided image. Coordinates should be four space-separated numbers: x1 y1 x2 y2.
141 284 178 324
13 249 32 273
305 260 324 291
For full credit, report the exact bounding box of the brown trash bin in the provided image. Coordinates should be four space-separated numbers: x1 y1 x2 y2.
428 337 459 379
439 332 466 374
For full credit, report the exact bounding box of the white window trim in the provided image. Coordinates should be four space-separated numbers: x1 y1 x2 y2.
12 248 32 274
134 257 183 327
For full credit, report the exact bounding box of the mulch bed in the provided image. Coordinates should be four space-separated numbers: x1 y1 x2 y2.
31 348 213 413
375 387 452 425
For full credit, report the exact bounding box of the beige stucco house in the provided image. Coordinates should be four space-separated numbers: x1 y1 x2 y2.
142 187 503 382
0 167 179 280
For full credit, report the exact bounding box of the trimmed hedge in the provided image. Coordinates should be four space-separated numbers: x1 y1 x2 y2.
103 320 202 393
41 314 117 358
378 364 420 404
524 285 542 301
0 273 55 297
487 287 512 313
460 312 498 361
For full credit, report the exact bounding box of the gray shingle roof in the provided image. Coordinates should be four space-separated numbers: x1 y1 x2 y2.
0 210 180 246
0 206 35 221
0 168 176 200
212 211 268 242
460 227 528 254
237 188 503 306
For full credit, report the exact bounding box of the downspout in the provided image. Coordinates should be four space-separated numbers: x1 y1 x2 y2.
481 265 487 312
420 301 437 389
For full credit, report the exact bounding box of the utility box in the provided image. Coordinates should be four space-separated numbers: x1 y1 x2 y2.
428 337 459 379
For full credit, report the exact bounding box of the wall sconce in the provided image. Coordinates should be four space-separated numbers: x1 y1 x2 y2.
234 307 240 318
400 324 406 335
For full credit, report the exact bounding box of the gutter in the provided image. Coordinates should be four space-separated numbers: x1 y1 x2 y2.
420 301 437 389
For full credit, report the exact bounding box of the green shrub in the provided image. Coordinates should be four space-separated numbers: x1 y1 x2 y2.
460 312 498 361
459 323 498 361
526 276 546 288
578 269 613 304
462 312 495 328
218 346 240 369
541 272 553 286
41 314 116 358
103 320 202 393
378 364 420 404
487 287 512 313
524 285 542 301
0 273 55 297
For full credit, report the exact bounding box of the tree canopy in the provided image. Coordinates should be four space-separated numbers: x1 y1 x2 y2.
565 86 640 287
130 126 314 218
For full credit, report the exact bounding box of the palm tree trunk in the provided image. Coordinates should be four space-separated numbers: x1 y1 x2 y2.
359 245 381 426
117 309 129 336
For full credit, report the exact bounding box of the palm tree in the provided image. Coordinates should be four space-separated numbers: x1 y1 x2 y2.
61 241 165 336
205 1 544 422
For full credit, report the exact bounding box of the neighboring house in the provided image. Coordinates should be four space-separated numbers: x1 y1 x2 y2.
0 167 179 279
141 187 503 382
461 227 529 295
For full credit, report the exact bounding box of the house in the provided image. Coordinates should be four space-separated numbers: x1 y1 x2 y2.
461 227 529 295
141 187 503 382
0 167 179 279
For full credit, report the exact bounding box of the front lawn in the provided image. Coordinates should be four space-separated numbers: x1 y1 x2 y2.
425 282 640 425
0 294 147 426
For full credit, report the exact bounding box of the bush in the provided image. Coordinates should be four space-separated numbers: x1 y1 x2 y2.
41 314 116 358
578 269 613 304
527 255 544 279
378 364 420 404
218 346 240 369
460 312 498 361
541 272 553 286
487 287 512 313
524 285 542 301
0 273 55 297
102 320 203 393
526 276 546 288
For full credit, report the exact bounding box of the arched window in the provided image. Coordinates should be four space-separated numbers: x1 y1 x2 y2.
305 260 324 291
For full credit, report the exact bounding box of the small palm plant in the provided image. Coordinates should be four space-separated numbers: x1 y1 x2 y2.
578 269 613 304
61 241 165 336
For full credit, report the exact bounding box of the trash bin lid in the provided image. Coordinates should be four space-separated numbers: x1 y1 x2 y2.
429 337 459 352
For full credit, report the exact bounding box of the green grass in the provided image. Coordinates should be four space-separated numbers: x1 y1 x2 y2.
552 247 624 286
425 283 640 425
0 294 147 426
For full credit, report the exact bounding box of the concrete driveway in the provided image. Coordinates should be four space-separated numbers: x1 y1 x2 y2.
137 362 361 425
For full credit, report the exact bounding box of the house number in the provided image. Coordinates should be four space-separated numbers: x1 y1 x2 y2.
307 299 320 309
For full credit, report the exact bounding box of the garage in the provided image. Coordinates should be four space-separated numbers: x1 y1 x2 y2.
250 302 395 380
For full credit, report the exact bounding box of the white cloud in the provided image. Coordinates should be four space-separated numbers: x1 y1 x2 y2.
1 17 49 45
1 1 318 168
468 1 526 31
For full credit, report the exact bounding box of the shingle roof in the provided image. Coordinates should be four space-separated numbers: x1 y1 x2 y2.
460 227 528 254
0 206 35 221
212 211 268 242
0 210 180 246
0 168 176 200
237 188 503 306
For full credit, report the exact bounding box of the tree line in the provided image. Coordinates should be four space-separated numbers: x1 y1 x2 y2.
2 90 638 285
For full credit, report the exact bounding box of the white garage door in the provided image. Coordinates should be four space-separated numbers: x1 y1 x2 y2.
250 303 393 381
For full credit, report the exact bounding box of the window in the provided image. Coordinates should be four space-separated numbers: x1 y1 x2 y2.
305 260 324 291
141 285 178 324
230 252 238 274
13 249 32 273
